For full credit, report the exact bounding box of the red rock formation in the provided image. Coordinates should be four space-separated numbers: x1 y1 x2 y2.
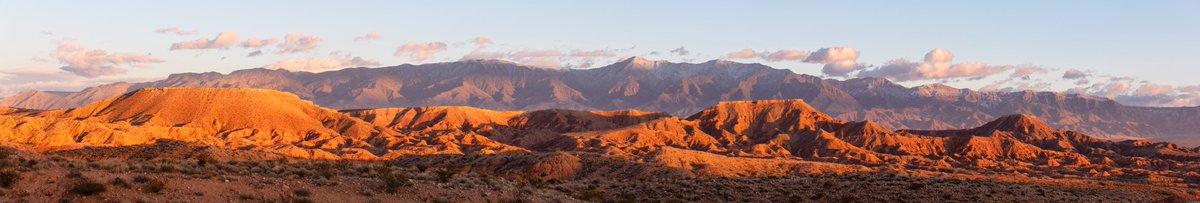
4 59 1196 144
0 88 1196 179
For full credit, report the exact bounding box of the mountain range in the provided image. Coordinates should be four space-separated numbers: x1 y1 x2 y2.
0 87 1196 180
2 57 1197 146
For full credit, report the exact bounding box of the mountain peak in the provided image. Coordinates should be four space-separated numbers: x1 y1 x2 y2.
702 59 737 65
615 56 662 69
973 114 1055 136
687 99 830 121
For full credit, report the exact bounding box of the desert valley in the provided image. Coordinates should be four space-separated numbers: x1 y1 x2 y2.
3 1 1199 202
0 59 1195 202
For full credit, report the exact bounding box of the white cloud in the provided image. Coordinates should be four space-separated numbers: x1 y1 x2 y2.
980 78 1051 92
804 47 859 64
669 47 690 56
240 37 278 49
169 32 240 50
1112 83 1200 107
762 50 809 62
1062 68 1089 79
154 27 198 35
923 48 954 63
1180 85 1200 94
1131 83 1175 97
462 50 507 60
353 32 383 42
1079 81 1133 99
1011 66 1048 80
511 50 562 59
570 50 613 58
725 49 759 59
264 53 380 72
394 42 447 61
723 47 862 76
473 37 493 47
857 49 1013 81
454 37 625 69
1075 79 1089 85
277 33 322 54
821 61 864 76
52 40 164 78
805 48 863 76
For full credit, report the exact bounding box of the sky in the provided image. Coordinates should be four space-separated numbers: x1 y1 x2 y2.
1 0 1198 107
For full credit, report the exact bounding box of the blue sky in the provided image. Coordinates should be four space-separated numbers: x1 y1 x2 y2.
1 0 1198 106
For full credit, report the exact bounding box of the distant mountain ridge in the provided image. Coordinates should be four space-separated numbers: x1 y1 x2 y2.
2 57 1198 145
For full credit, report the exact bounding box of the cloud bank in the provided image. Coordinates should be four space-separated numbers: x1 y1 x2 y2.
354 32 383 42
265 53 380 72
277 33 322 54
857 48 1015 82
154 27 198 35
52 40 164 78
394 42 448 61
170 32 240 50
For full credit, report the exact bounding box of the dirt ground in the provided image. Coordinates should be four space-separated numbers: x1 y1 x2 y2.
0 155 1193 203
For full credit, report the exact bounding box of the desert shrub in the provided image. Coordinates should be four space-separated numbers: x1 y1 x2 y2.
371 165 393 176
0 150 10 160
907 182 925 190
501 196 530 203
110 177 131 188
523 177 547 189
66 170 84 178
69 178 107 196
315 163 335 179
832 194 858 203
433 168 457 183
49 156 66 162
415 165 428 172
293 188 311 197
21 159 38 168
378 171 410 193
143 179 167 194
334 160 353 171
195 153 215 167
132 175 150 183
0 159 15 169
787 194 806 203
158 164 178 173
0 170 20 188
575 189 605 202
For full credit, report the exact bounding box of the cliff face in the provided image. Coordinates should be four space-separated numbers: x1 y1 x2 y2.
1 58 1197 145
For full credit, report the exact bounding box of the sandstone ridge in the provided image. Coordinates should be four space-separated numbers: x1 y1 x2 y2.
0 88 1196 180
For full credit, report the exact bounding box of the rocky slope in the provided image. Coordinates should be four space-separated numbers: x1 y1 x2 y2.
0 88 525 160
0 88 1196 182
2 58 1196 145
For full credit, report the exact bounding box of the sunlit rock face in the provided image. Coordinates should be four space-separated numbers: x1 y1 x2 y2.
2 59 1198 145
